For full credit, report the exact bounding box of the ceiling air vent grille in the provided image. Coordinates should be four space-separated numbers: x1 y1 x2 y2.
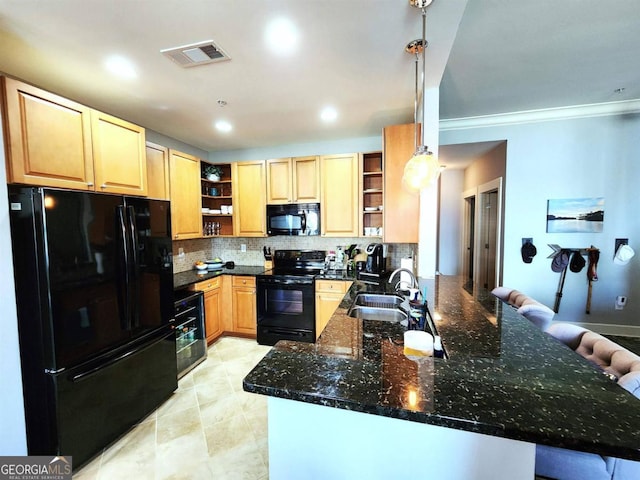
161 40 231 68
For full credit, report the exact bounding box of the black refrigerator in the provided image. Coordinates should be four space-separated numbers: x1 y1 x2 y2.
8 186 178 468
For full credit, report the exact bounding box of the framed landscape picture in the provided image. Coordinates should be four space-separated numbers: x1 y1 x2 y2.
546 197 604 233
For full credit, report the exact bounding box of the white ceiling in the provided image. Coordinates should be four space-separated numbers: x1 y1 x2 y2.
0 0 639 158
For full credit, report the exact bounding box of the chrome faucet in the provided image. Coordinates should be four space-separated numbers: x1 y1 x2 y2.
388 268 419 290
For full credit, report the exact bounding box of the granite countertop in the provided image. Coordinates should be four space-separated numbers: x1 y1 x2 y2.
243 275 640 461
173 265 267 290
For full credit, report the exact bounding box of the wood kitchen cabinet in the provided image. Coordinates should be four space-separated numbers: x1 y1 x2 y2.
232 276 257 336
193 277 223 344
315 280 352 339
201 163 234 237
232 160 266 237
320 153 360 237
145 142 170 200
169 149 202 240
2 77 147 195
361 151 384 238
91 110 147 196
383 123 420 243
266 156 320 204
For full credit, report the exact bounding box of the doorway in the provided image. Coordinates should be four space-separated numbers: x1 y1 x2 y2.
462 178 503 291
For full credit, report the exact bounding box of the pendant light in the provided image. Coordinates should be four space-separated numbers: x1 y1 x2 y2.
402 0 441 192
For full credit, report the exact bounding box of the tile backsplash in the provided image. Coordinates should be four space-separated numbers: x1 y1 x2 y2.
172 237 416 273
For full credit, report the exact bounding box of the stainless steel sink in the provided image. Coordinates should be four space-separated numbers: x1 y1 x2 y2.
347 305 408 323
352 293 405 309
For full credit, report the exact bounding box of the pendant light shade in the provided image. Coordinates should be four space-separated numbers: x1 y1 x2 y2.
403 0 441 192
402 146 440 191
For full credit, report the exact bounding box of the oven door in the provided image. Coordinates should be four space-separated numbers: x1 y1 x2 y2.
256 276 315 343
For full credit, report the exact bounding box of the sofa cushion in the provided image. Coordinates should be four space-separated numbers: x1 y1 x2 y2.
517 303 555 331
547 322 590 351
490 286 513 302
535 444 610 480
618 371 640 398
575 332 625 372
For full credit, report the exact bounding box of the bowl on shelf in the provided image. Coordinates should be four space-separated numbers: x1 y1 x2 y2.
194 262 207 271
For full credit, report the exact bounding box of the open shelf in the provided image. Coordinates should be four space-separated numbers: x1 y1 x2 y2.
201 163 233 237
361 151 384 238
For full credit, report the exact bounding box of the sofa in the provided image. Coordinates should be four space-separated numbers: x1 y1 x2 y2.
491 286 555 331
536 322 640 480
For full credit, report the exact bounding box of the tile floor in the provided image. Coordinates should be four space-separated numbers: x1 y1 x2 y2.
74 337 272 480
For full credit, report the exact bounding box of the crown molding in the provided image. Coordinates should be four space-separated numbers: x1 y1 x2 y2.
439 99 640 131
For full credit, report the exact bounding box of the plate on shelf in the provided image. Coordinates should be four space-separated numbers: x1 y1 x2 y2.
364 207 378 212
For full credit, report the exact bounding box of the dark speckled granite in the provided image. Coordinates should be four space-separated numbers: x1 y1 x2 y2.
173 266 266 290
243 275 640 461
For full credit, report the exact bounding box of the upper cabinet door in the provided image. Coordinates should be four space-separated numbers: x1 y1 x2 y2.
320 153 360 237
2 77 95 190
383 124 420 243
266 156 320 204
233 160 266 236
91 110 147 196
168 149 202 240
292 156 320 203
145 142 170 200
266 158 292 204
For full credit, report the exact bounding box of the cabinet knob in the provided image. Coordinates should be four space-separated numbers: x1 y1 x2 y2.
87 182 94 187
100 184 107 189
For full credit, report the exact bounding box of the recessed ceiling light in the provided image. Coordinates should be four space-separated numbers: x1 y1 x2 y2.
265 18 298 55
215 120 233 133
104 55 137 79
320 107 338 122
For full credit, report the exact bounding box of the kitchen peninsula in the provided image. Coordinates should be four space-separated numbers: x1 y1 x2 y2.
244 276 640 479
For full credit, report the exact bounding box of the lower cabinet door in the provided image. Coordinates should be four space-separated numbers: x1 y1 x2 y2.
232 277 257 335
203 288 222 344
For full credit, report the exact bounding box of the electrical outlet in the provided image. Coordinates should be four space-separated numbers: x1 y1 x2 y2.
178 247 185 258
615 295 627 310
240 244 247 252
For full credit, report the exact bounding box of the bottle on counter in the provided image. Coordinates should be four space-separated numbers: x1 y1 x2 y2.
433 335 444 358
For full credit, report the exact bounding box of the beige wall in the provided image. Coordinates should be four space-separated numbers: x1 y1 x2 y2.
463 142 507 191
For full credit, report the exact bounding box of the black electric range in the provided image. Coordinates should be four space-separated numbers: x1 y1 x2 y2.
256 250 326 345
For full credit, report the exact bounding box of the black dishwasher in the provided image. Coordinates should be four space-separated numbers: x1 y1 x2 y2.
174 290 207 377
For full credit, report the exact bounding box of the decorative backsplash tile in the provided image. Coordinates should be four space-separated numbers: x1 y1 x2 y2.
172 237 416 273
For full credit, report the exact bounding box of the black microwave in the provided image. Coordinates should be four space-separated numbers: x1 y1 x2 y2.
266 203 320 236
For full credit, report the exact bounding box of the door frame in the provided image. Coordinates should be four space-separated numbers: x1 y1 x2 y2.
461 177 503 290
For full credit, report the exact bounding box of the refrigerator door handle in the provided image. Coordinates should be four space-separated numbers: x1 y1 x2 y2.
126 206 140 329
116 205 131 331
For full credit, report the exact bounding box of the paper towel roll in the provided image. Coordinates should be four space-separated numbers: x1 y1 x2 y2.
400 257 414 287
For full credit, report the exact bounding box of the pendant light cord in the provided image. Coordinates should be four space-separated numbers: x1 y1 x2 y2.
421 6 427 148
414 52 419 150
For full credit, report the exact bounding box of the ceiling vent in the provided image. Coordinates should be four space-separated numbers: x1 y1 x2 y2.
161 40 231 68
